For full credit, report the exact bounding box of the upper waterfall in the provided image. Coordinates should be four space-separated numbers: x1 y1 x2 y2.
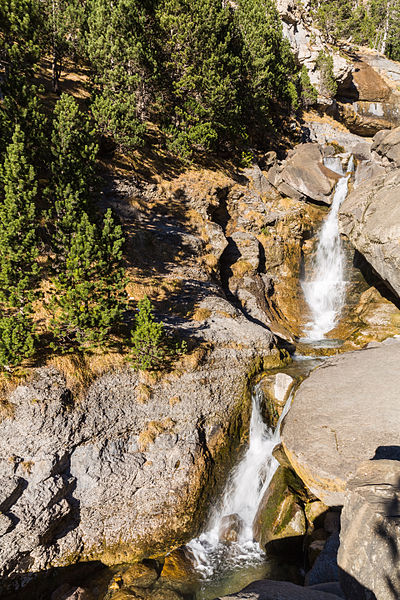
301 157 354 341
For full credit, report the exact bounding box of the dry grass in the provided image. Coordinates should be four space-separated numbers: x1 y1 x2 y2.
0 369 33 422
169 395 181 407
191 307 212 321
136 383 152 405
231 259 254 278
174 346 208 373
202 253 219 269
48 351 125 401
137 418 175 452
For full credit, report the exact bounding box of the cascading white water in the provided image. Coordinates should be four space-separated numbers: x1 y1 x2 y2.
301 157 354 341
188 383 294 578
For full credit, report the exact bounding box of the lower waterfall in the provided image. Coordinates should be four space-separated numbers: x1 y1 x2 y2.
188 383 293 580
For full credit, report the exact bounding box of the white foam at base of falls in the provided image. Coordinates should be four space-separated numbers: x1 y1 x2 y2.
301 156 354 341
188 383 294 578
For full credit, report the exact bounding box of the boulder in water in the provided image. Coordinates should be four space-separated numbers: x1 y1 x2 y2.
252 466 307 555
122 562 159 588
268 143 337 205
160 547 196 583
260 373 294 429
218 513 245 544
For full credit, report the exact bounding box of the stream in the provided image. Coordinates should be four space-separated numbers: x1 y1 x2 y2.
180 155 355 599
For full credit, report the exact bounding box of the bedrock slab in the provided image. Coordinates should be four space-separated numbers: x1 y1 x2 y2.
281 339 400 506
338 460 400 600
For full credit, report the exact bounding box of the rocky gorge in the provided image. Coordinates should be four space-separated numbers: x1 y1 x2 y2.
2 7 400 600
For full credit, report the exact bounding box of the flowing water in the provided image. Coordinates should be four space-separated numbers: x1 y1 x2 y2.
301 156 354 341
186 358 321 599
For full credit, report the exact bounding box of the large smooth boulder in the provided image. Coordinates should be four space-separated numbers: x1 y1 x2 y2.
338 460 400 600
281 339 400 506
339 169 400 297
217 579 344 599
268 144 338 205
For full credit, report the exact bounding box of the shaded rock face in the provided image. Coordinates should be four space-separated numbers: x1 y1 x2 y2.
185 164 317 341
336 55 400 135
268 143 337 205
339 168 400 298
281 339 400 506
217 578 344 599
338 460 400 600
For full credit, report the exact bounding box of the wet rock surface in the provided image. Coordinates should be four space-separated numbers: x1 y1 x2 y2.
252 466 307 553
282 339 400 506
338 460 400 600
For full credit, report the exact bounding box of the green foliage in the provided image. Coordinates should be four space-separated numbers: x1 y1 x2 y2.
299 65 318 107
315 51 337 98
86 0 156 149
50 94 98 203
0 126 39 307
51 209 126 350
240 150 254 168
39 0 88 92
310 0 400 60
49 94 98 269
0 311 36 369
157 0 244 157
0 0 42 78
129 296 188 371
0 125 39 369
236 0 298 124
130 296 165 370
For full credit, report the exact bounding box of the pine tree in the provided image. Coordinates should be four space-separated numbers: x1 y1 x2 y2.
236 0 298 127
0 0 41 82
48 94 98 270
0 1 47 164
40 0 88 93
0 312 36 369
130 296 164 371
86 0 157 149
51 209 126 350
50 93 98 203
0 125 39 369
157 0 244 157
0 125 39 307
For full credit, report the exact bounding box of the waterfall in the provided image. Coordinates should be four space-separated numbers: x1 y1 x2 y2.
188 384 294 578
301 157 354 341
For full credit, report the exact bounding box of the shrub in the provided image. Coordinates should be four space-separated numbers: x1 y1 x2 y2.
130 297 165 371
129 296 187 371
299 65 318 107
0 312 36 370
315 51 337 98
